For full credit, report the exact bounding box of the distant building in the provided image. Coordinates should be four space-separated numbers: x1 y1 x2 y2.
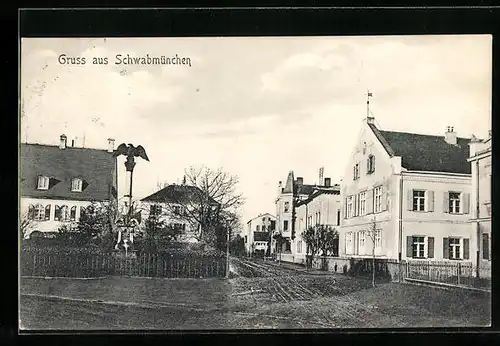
292 186 342 264
339 117 476 266
20 134 118 238
468 131 492 274
274 170 334 259
139 184 219 243
243 213 276 256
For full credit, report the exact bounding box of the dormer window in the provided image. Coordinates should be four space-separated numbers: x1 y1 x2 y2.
71 178 83 192
37 176 49 190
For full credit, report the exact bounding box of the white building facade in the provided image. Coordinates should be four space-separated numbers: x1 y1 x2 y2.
20 135 118 238
291 187 341 264
468 132 492 274
243 213 276 255
339 118 477 266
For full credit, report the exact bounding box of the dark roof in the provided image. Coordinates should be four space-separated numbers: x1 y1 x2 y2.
368 124 472 174
253 232 269 241
20 143 117 201
296 187 341 207
141 184 219 205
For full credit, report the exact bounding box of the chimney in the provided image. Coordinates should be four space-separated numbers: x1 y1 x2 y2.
296 177 304 185
367 116 375 125
107 138 115 153
71 139 75 147
444 126 457 145
59 134 67 149
324 177 331 187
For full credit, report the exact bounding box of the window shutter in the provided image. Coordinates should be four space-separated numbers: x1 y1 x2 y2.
427 237 434 258
443 238 449 259
343 198 347 219
463 238 470 260
462 193 470 214
372 156 375 173
366 157 370 173
353 195 358 217
44 205 51 220
427 191 434 212
406 236 413 258
443 192 449 213
407 189 413 211
366 189 374 214
483 234 490 260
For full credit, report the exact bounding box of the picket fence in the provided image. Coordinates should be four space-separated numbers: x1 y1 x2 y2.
20 250 227 279
405 260 491 290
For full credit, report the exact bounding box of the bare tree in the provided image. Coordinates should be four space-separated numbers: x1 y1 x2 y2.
160 165 244 248
366 216 379 288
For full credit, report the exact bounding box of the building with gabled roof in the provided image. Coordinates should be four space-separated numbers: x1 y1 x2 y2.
139 183 219 243
243 213 276 256
274 170 335 257
338 116 476 270
20 134 118 238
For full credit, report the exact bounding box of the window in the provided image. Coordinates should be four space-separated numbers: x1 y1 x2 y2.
284 202 290 213
449 238 461 260
483 234 490 260
55 205 70 221
256 225 260 231
359 191 367 216
353 163 360 180
71 178 83 192
30 204 45 221
297 240 302 254
413 190 426 211
412 236 425 258
346 232 353 254
262 217 266 223
449 192 461 213
375 230 382 249
285 241 291 252
173 205 181 215
37 176 49 190
359 231 366 249
374 187 383 213
245 236 248 243
346 196 353 218
70 206 77 221
367 155 375 174
150 204 162 216
182 224 186 231
307 216 312 228
283 220 289 231
337 210 340 226
315 212 321 225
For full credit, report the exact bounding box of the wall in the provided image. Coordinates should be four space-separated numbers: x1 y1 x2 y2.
339 121 399 260
401 172 474 263
139 201 199 243
292 192 341 262
21 197 93 236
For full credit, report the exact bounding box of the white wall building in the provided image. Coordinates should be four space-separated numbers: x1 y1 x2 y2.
291 186 342 264
339 117 476 266
139 184 219 243
20 134 118 238
243 213 276 255
468 131 492 273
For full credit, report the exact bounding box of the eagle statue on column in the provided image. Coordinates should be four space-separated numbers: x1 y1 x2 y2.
113 143 150 171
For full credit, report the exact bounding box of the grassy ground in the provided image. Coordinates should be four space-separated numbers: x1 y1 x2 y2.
19 276 491 330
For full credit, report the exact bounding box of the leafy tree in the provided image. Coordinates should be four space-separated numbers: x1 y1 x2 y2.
20 211 33 245
302 224 338 270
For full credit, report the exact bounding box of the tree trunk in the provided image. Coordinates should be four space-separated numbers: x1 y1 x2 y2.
372 245 376 288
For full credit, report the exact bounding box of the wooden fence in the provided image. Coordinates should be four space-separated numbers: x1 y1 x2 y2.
405 260 491 290
20 250 227 279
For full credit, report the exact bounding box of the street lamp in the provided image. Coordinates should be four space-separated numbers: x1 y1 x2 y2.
112 143 149 255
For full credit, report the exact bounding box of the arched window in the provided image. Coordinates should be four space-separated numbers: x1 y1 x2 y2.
33 204 44 221
70 206 77 221
44 205 51 220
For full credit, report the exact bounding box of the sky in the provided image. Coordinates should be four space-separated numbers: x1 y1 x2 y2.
20 35 492 224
